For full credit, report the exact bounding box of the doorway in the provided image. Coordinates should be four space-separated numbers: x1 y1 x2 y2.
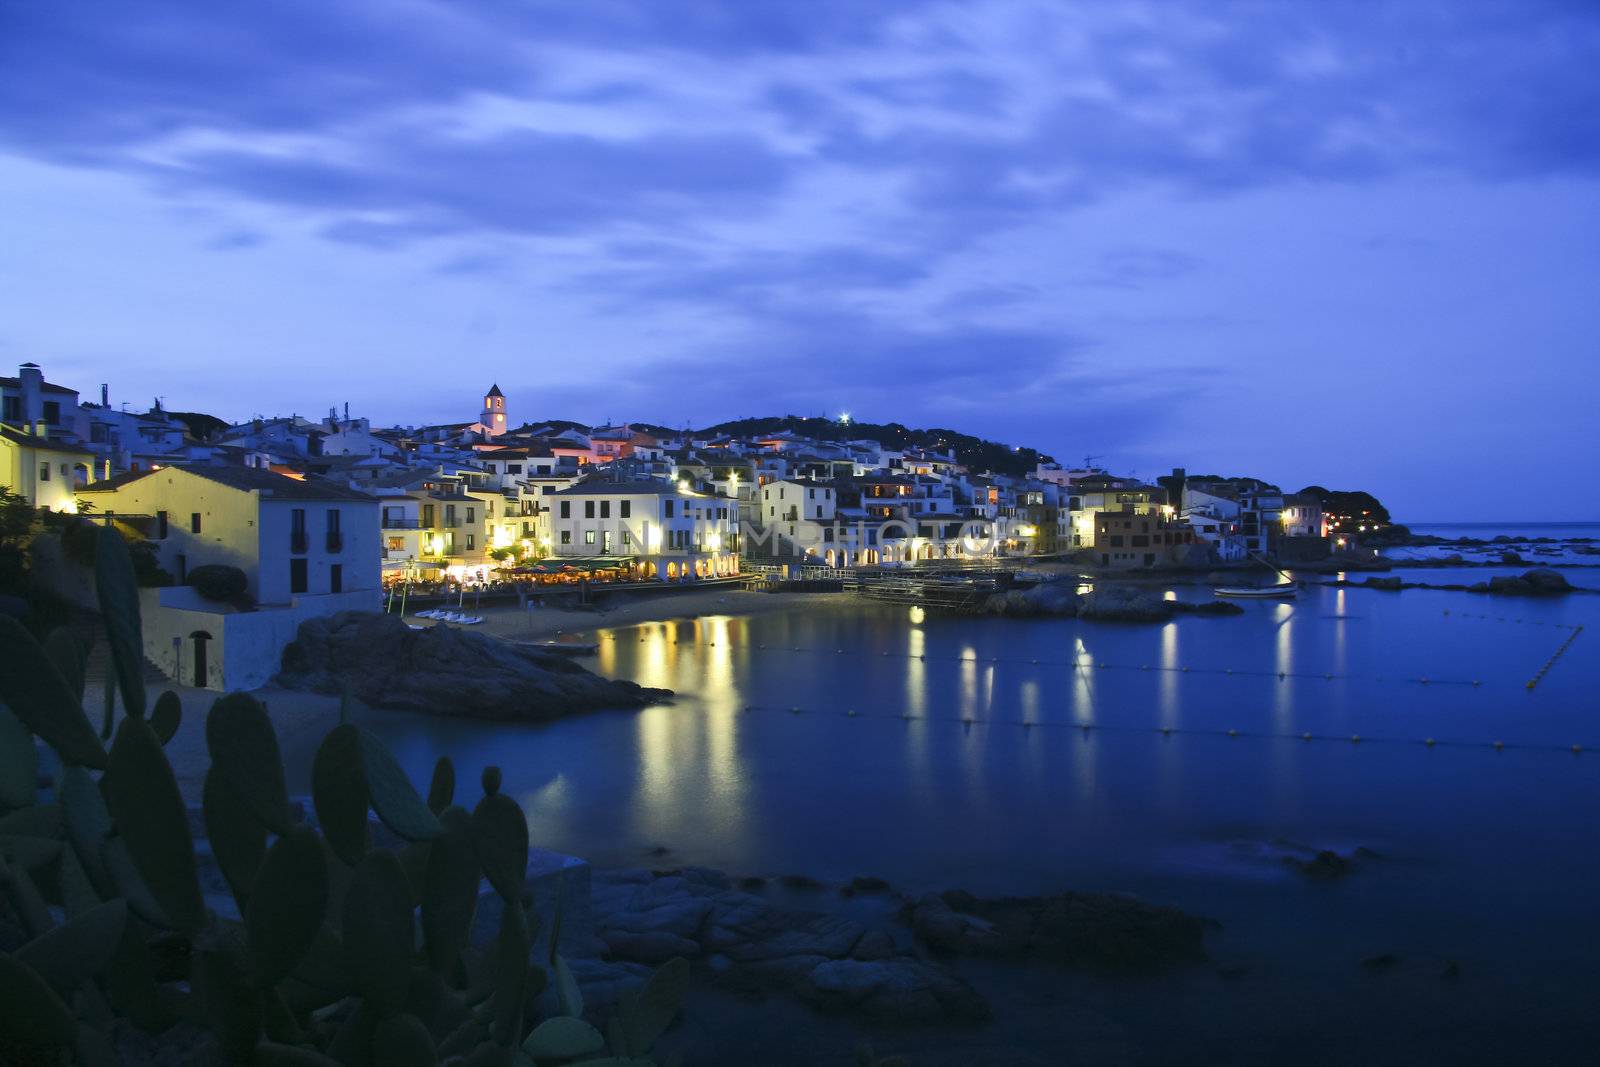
190 630 212 688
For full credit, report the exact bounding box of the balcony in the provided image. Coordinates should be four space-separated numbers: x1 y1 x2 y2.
326 530 343 553
382 517 421 530
290 530 307 554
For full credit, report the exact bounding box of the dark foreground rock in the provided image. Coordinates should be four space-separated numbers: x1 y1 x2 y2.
275 610 669 719
590 868 988 1023
909 889 1210 973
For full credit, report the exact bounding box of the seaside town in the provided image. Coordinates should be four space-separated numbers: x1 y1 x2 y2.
1 360 1394 693
5 2 1596 1063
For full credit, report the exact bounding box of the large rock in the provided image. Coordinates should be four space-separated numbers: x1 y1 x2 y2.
1075 585 1174 623
980 581 1078 617
909 889 1210 973
275 611 669 720
1521 568 1573 593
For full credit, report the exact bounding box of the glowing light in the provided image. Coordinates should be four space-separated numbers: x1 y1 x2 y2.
839 412 852 425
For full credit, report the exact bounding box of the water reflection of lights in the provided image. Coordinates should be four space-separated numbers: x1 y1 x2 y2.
1333 587 1348 672
958 643 979 720
1273 604 1295 728
903 624 932 799
906 626 927 718
1158 623 1179 731
622 617 752 855
1071 636 1095 724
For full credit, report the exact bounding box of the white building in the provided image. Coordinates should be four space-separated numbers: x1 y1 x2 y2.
549 479 738 580
79 466 379 690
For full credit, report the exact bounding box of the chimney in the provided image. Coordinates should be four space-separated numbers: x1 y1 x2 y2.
101 383 109 407
18 362 43 427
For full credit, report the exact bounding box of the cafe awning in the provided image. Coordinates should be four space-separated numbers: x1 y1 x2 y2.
511 555 636 574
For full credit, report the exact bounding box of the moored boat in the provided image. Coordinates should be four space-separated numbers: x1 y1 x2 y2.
1214 585 1299 599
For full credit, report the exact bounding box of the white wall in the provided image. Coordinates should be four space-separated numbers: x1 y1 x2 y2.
142 585 379 691
257 499 380 605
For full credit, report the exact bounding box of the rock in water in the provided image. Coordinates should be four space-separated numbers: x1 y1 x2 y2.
1076 585 1174 623
979 581 1078 617
1521 568 1572 593
1478 569 1574 597
275 611 669 720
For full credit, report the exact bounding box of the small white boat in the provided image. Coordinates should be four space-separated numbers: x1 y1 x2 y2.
1214 585 1299 600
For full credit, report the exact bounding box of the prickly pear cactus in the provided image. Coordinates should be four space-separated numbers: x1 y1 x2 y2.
0 515 694 1066
471 767 528 905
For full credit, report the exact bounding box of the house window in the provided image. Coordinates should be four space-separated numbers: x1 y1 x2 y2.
621 530 631 546
290 558 308 594
560 501 571 518
191 512 202 534
560 531 571 545
664 500 674 518
330 564 343 594
290 509 306 552
157 511 168 539
466 534 475 550
584 501 595 518
466 507 475 524
508 463 522 474
326 509 342 552
39 463 49 481
620 500 631 518
42 401 60 425
600 501 610 518
585 530 595 545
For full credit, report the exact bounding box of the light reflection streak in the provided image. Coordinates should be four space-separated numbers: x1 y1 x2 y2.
1273 604 1295 729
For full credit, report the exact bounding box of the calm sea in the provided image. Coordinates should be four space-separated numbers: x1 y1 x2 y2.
341 562 1600 1064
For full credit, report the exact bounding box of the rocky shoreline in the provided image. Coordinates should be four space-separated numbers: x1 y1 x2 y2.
1331 567 1583 596
274 610 671 720
584 865 1211 1025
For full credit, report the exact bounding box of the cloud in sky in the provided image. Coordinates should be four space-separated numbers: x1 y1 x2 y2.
0 0 1597 518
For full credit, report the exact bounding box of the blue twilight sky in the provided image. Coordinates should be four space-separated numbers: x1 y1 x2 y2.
1 1 1597 521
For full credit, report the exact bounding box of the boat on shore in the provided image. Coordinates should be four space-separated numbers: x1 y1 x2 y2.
1214 584 1299 600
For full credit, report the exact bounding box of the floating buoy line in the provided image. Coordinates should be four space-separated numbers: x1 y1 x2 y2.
735 701 1595 757
1440 609 1584 630
1526 624 1584 690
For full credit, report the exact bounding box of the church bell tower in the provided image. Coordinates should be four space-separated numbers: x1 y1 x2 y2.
481 383 506 437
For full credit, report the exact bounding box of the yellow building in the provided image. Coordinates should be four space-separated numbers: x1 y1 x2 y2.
0 424 98 512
